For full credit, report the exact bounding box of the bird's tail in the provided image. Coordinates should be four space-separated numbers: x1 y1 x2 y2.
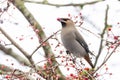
84 54 94 68
89 51 96 57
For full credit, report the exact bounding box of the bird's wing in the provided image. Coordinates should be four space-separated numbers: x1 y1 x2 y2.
74 31 90 53
74 31 95 56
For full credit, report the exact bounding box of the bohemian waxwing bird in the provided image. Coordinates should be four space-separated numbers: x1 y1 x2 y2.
57 18 94 68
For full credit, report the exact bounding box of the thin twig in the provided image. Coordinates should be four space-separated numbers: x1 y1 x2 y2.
80 26 100 38
0 27 30 57
0 1 10 17
93 43 119 73
30 29 61 57
94 5 109 67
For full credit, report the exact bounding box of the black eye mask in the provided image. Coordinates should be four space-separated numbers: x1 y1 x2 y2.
60 18 70 27
62 18 69 21
61 22 66 27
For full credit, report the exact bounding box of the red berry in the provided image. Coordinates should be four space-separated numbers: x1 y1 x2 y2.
84 78 88 80
108 28 111 31
19 38 23 41
11 63 14 66
5 75 10 79
84 67 89 71
30 37 33 40
110 45 114 48
72 65 75 68
109 73 112 75
79 12 82 15
61 60 64 63
60 50 63 54
70 73 73 77
106 67 108 70
68 13 71 17
67 68 69 71
114 36 118 40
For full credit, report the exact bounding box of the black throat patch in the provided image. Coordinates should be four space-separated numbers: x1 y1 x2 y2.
61 22 66 27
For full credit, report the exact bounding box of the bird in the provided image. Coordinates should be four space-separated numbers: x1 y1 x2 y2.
57 18 94 68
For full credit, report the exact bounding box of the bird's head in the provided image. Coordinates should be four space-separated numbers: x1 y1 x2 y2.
57 18 74 27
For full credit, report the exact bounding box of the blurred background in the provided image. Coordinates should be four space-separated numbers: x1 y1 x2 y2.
0 0 120 80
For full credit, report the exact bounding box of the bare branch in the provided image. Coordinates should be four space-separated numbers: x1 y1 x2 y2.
94 5 109 67
0 44 31 66
13 0 52 58
94 43 119 73
24 0 104 7
30 29 61 57
0 27 34 66
13 0 64 78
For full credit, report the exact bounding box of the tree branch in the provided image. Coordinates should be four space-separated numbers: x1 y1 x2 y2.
30 29 61 57
94 5 109 67
0 27 34 66
0 44 31 66
24 0 104 7
12 0 64 79
94 43 119 73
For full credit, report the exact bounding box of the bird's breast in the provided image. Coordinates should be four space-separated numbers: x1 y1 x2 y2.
61 29 86 57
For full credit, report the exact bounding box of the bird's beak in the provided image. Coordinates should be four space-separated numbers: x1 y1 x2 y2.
57 18 66 23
